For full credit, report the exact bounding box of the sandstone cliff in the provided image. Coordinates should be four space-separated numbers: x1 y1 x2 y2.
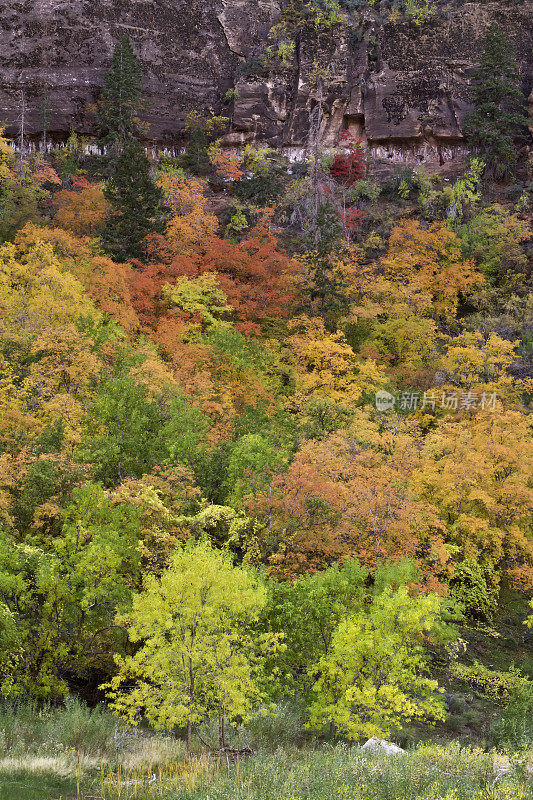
1 0 532 164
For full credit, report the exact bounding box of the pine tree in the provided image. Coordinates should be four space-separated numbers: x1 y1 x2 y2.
98 35 142 149
463 25 529 178
98 36 164 260
101 138 165 260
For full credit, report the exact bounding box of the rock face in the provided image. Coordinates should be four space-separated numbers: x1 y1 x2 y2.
1 0 532 163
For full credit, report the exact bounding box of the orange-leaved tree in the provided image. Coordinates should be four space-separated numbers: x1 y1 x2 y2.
158 170 218 256
201 211 297 333
54 177 110 237
247 413 448 581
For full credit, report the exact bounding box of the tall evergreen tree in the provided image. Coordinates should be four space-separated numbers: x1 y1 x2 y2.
101 138 165 260
98 36 166 260
463 25 529 178
98 35 142 149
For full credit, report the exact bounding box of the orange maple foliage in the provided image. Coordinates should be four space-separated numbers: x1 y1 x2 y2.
54 179 110 237
248 418 448 581
32 164 62 188
131 211 296 336
208 141 244 181
413 410 533 591
200 211 297 333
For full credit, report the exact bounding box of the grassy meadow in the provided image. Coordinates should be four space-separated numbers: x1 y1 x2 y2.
0 700 530 800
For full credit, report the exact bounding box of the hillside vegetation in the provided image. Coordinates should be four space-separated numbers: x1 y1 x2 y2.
0 25 531 800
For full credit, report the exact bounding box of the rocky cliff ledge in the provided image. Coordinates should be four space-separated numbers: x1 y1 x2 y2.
1 0 532 164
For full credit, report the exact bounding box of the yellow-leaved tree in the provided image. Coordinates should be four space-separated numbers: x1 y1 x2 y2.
0 239 97 342
412 411 533 607
104 539 280 754
287 315 386 406
158 170 218 256
381 219 483 322
439 331 532 407
0 238 102 446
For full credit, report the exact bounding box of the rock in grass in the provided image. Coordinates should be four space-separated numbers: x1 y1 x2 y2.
361 738 405 756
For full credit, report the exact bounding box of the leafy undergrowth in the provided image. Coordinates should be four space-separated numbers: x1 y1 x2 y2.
404 590 533 746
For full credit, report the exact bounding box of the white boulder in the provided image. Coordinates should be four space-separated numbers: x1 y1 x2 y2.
361 737 405 756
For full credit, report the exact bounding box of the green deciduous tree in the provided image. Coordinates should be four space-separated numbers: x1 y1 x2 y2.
457 205 530 285
80 377 207 487
104 539 279 753
526 600 533 628
0 484 140 697
162 273 232 333
263 559 369 697
449 559 498 622
80 376 165 486
308 586 456 740
0 139 44 242
225 433 288 506
263 560 421 700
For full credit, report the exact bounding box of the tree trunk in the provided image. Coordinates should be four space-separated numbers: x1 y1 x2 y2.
186 720 192 757
187 652 194 757
218 702 227 749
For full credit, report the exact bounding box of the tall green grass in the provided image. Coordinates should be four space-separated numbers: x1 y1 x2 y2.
0 698 184 799
0 697 128 758
0 765 77 800
90 743 532 800
0 700 530 800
